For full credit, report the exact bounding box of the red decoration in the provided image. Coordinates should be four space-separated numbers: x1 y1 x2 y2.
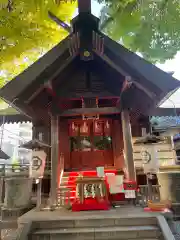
80 122 90 136
123 180 137 190
72 198 110 211
69 122 79 136
94 121 103 136
104 120 111 136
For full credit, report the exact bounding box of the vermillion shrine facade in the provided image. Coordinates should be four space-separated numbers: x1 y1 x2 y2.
0 0 180 210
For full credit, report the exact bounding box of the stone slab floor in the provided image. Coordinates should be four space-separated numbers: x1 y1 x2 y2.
1 206 180 239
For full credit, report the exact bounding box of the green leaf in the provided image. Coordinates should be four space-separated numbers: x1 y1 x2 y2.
100 0 180 63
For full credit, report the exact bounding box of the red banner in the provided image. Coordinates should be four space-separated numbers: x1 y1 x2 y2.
69 122 79 136
104 120 111 136
93 121 103 136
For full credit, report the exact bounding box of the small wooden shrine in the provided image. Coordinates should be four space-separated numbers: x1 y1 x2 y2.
0 0 180 209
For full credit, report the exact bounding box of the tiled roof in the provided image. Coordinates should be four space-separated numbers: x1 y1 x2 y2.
151 116 180 129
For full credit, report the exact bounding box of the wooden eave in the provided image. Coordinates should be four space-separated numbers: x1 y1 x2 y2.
0 107 30 124
0 35 72 104
99 32 180 106
0 114 30 125
52 58 123 99
60 107 120 116
150 107 180 117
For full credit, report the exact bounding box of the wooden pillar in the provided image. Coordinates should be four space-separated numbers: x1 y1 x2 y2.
121 110 136 181
50 115 59 206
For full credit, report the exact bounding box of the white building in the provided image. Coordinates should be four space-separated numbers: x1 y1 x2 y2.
0 122 32 164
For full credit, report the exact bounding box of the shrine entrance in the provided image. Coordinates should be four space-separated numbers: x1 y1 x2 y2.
69 119 114 171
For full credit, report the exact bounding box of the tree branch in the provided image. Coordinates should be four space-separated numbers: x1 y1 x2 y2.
48 11 71 33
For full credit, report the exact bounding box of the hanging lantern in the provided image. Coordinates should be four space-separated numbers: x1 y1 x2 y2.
69 122 79 136
80 121 89 136
104 120 111 136
94 121 103 136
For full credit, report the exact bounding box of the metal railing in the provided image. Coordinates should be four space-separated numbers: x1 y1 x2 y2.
55 153 72 209
137 184 161 207
59 153 64 186
56 187 71 209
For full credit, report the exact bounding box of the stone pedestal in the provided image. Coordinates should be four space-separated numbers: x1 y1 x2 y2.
4 177 32 208
157 172 180 215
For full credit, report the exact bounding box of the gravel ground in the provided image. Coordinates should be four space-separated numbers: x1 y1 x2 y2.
1 229 18 240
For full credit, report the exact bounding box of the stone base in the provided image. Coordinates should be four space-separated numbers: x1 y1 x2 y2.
1 205 33 221
4 177 32 209
157 172 180 202
157 172 180 217
171 203 180 220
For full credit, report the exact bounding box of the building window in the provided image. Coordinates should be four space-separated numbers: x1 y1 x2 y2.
93 136 112 151
70 136 92 151
69 120 112 152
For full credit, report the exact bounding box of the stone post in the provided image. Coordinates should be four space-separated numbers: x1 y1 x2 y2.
157 172 180 215
50 115 59 206
4 177 32 208
121 110 136 181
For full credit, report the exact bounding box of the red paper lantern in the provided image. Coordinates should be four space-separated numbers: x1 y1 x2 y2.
80 122 90 136
69 122 79 136
104 120 111 136
94 121 103 136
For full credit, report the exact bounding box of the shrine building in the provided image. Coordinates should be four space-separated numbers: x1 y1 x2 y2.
0 0 180 208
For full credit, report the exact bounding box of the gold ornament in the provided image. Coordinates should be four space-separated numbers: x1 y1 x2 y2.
84 51 90 57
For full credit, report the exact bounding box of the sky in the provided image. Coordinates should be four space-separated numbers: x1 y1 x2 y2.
91 0 180 109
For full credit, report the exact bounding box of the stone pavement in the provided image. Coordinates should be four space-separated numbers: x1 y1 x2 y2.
1 207 179 239
1 229 17 240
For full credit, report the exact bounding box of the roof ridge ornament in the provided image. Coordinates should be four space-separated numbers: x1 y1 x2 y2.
78 0 91 13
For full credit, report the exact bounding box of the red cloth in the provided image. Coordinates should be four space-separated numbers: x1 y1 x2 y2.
72 197 110 211
144 207 165 212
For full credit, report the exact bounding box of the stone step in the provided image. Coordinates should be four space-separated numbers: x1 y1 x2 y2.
58 185 76 189
30 225 161 239
60 182 76 186
33 216 158 229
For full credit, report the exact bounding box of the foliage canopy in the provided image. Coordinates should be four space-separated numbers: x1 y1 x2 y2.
0 0 76 88
98 0 180 63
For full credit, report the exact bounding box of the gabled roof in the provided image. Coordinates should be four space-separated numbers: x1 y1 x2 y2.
0 107 30 124
151 116 180 130
0 11 180 119
149 107 180 117
102 34 180 103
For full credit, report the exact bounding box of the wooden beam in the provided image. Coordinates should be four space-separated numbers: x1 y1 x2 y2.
95 52 156 100
48 11 71 33
26 55 76 104
60 107 120 116
25 86 44 104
